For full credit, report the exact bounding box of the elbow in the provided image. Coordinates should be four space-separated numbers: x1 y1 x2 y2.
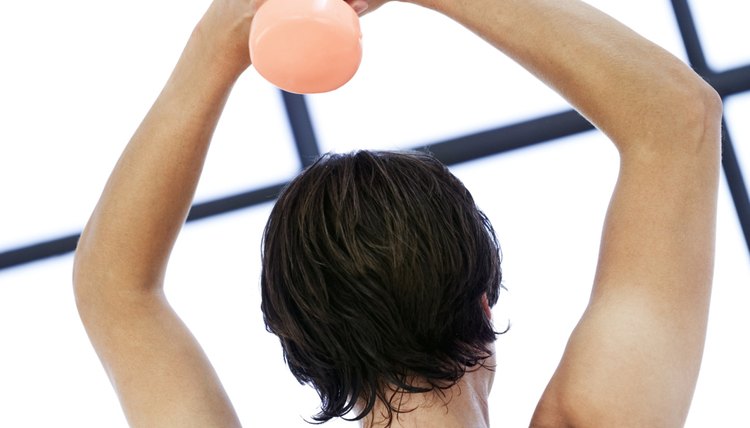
699 80 723 143
71 230 107 319
700 81 723 120
72 238 118 329
71 236 94 317
688 80 723 165
680 78 723 156
631 77 723 161
72 229 165 320
611 66 723 162
693 77 723 130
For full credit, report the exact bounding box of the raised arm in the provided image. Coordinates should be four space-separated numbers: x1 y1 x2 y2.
72 1 259 426
404 0 721 426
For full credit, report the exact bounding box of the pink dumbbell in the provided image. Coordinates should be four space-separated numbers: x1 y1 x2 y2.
250 0 363 94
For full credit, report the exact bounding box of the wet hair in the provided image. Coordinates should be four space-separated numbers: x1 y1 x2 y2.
260 150 502 425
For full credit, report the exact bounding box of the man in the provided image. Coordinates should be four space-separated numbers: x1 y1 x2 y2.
73 0 722 426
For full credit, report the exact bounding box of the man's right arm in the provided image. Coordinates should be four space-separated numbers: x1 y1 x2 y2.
405 0 722 426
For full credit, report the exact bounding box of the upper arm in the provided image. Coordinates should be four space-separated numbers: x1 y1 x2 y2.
74 279 242 428
531 89 723 427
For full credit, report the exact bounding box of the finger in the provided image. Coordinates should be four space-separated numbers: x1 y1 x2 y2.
347 0 369 15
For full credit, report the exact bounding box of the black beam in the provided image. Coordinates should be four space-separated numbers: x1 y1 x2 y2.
0 234 80 270
281 91 321 168
0 182 289 271
422 109 594 166
671 0 711 73
721 121 750 254
187 182 287 221
709 65 750 98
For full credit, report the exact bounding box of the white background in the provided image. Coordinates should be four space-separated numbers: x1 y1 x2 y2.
1 0 749 426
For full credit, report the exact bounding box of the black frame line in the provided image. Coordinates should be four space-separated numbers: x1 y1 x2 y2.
281 91 321 168
2 1 750 270
721 121 750 250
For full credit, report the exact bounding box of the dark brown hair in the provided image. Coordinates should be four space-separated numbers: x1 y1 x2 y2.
260 150 502 425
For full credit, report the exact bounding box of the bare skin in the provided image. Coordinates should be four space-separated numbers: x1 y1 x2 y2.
360 355 495 427
73 0 722 427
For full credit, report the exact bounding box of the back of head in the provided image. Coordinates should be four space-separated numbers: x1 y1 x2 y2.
260 150 502 424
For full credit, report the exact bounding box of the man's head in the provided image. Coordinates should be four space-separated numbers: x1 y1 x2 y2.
260 150 502 423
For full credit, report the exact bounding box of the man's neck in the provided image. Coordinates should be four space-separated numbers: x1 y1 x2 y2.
360 361 494 428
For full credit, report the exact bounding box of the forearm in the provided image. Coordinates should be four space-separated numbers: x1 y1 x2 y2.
410 0 719 154
74 28 243 293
